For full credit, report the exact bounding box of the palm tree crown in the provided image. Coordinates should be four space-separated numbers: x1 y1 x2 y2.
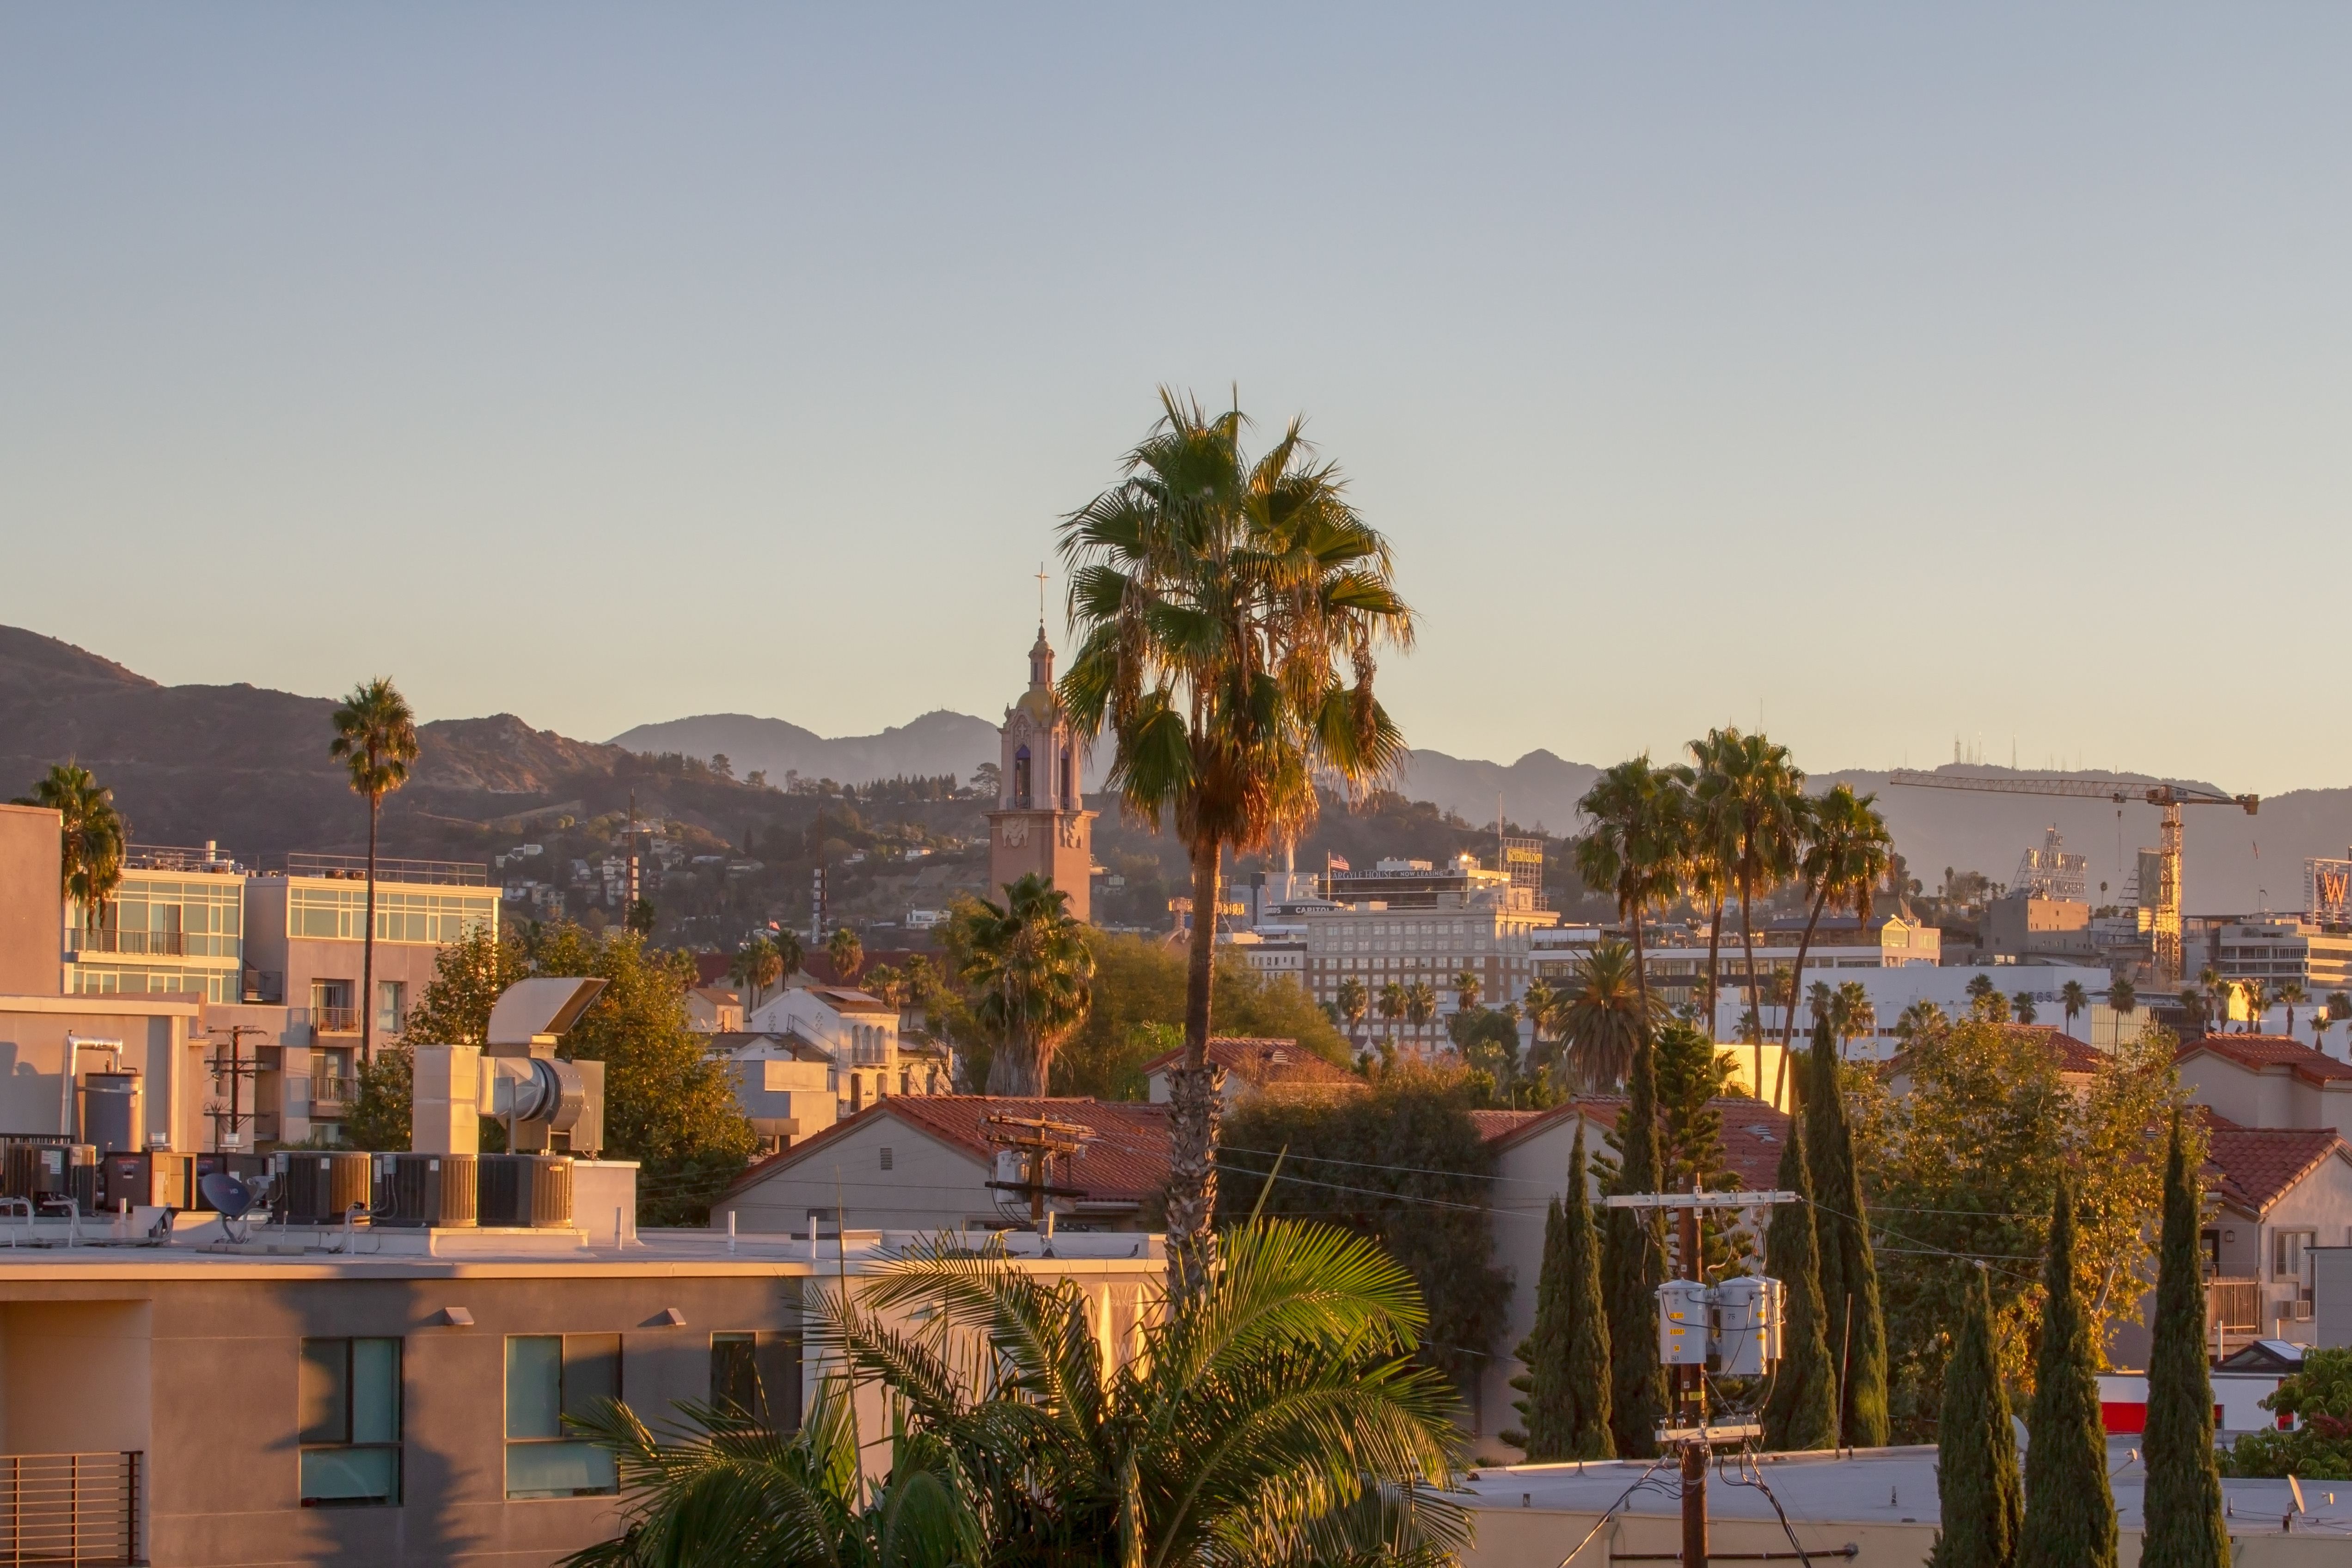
951 875 1095 1096
1557 938 1655 1092
15 763 126 932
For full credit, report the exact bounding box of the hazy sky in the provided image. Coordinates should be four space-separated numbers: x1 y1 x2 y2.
6 8 2350 794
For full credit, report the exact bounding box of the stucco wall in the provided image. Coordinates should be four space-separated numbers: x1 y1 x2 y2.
0 999 200 1147
717 1115 1001 1234
0 805 62 998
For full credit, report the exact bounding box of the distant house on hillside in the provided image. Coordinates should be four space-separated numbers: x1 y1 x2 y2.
1141 1037 1361 1109
744 985 954 1114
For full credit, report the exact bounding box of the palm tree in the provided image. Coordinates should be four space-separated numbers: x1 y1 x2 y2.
2060 980 2089 1038
951 875 1095 1096
1692 729 1804 1095
2238 978 2270 1034
1965 973 1996 1006
2108 974 2137 1019
730 938 784 1014
1806 980 1835 1032
2199 967 2227 1036
2178 988 2207 1035
1405 979 1438 1050
1557 939 1654 1092
774 927 806 986
1520 975 1556 1072
1777 785 1893 1087
570 1222 1466 1567
1832 982 1875 1058
1059 389 1415 1305
828 925 865 985
1336 975 1370 1054
14 762 126 936
330 678 419 1064
1574 757 1686 1020
1452 967 1482 1014
2012 991 2038 1025
1378 980 1408 1056
1682 730 1744 1032
1893 999 1946 1047
2279 978 2308 1038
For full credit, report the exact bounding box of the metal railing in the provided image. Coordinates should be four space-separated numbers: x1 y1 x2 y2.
121 844 240 874
0 1451 141 1565
2207 1276 2261 1337
278 852 488 887
66 931 185 957
312 1008 360 1035
309 1075 356 1111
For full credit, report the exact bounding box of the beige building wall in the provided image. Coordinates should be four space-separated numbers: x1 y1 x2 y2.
717 1115 1001 1234
0 804 62 997
0 995 203 1148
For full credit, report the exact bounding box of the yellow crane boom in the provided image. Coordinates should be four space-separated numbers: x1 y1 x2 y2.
1886 772 2258 991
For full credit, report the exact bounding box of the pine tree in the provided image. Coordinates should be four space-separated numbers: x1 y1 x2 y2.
1806 1017 1889 1446
1605 1035 1668 1457
2018 1184 2118 1568
2140 1113 2227 1568
1929 1266 2020 1568
1761 1120 1838 1451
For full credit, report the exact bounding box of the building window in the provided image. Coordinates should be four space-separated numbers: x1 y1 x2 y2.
377 980 407 1035
300 1337 402 1506
711 1332 760 1415
709 1331 802 1430
2275 1229 2318 1297
312 979 357 1035
1013 746 1032 808
505 1335 621 1498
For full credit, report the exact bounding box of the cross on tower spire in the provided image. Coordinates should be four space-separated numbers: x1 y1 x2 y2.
1035 562 1049 628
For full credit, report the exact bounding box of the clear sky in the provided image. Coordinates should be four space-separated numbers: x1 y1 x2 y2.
6 7 2349 794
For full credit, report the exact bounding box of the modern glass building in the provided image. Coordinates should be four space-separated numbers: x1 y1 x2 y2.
66 866 247 1004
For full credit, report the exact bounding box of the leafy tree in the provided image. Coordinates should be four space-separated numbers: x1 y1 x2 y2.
1805 1018 1887 1448
1653 1020 1748 1275
523 924 756 1225
1575 757 1685 1019
1558 938 1653 1092
1219 1069 1512 1395
2018 1184 2118 1568
827 925 864 984
330 676 419 1064
14 762 125 931
345 1044 415 1152
401 925 532 1047
1059 389 1416 1311
1760 1121 1838 1452
2140 1113 2228 1568
1449 1006 1525 1099
1602 1034 1667 1457
2219 1347 2352 1478
1507 1127 1612 1460
1927 1266 2019 1568
624 899 655 937
949 874 1094 1096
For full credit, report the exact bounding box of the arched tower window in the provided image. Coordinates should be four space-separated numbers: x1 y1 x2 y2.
1061 748 1075 806
1013 745 1032 808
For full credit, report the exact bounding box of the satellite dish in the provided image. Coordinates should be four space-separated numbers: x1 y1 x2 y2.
201 1172 254 1219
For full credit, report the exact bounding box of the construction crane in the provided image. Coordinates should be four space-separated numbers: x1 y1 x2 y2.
1886 772 2259 991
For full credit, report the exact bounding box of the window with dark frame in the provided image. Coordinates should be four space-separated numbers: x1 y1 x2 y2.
711 1332 760 1415
299 1337 402 1506
505 1334 622 1498
706 1332 803 1432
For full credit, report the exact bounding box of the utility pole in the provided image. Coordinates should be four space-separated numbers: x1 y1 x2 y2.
980 1113 1093 1235
203 1024 267 1152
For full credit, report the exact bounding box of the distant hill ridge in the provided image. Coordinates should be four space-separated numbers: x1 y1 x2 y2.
1 623 2345 913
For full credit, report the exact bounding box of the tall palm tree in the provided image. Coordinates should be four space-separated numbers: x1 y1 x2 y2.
1682 731 1744 1033
1692 729 1804 1093
951 875 1095 1096
730 938 784 1013
2060 980 2089 1038
1831 981 1875 1058
2108 974 2137 1023
1336 975 1370 1055
1574 757 1686 1021
1893 999 1946 1047
1059 390 1415 1305
774 927 806 986
2012 992 2038 1025
15 762 127 936
1452 967 1482 1014
1405 979 1438 1050
1557 939 1654 1092
1777 784 1893 1086
826 925 864 985
2238 978 2271 1034
1378 980 1408 1056
2198 966 2227 1036
330 678 419 1064
2279 978 2308 1038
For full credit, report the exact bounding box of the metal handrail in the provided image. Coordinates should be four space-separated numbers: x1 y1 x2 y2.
312 1008 361 1035
66 931 186 957
0 1450 142 1564
277 852 488 887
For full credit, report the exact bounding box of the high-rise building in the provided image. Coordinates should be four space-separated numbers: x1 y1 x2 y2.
986 625 1096 920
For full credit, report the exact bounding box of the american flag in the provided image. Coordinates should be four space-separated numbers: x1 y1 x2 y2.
1328 855 1350 872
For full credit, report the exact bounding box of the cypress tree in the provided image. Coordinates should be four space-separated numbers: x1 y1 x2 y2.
2018 1184 2118 1568
1508 1196 1567 1454
1605 1035 1668 1457
1929 1265 2020 1568
2140 1113 2227 1568
1761 1120 1838 1451
1806 1017 1888 1446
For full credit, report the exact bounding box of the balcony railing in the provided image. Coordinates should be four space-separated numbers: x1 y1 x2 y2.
312 1007 360 1035
0 1451 142 1565
310 1075 356 1113
2206 1276 2263 1353
278 852 488 887
67 930 185 957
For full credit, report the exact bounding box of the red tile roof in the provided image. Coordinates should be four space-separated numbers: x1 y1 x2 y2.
2180 1034 2352 1086
2202 1122 2352 1215
1140 1037 1360 1091
723 1096 1171 1207
1482 1096 1790 1190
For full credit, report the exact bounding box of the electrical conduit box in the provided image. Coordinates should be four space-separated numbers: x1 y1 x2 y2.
1659 1280 1710 1365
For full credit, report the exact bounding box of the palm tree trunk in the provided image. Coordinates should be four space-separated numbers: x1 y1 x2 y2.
1628 898 1651 1029
1164 835 1224 1311
1776 885 1829 1106
361 794 379 1065
1705 901 1724 1040
1740 867 1762 1103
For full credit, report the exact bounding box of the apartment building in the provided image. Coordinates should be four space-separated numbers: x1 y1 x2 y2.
2201 917 2352 996
1293 856 1558 1054
61 845 247 1004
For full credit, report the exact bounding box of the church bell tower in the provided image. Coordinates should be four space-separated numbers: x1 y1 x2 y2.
986 624 1096 921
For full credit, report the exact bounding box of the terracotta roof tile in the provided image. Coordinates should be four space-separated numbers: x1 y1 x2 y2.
2199 1121 2352 1215
723 1096 1171 1206
1140 1037 1360 1090
2180 1034 2352 1085
1484 1096 1789 1190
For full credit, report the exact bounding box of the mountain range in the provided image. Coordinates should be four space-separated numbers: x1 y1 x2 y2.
3 622 2344 917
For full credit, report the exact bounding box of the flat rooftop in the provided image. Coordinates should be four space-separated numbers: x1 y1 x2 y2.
1459 1438 2352 1541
